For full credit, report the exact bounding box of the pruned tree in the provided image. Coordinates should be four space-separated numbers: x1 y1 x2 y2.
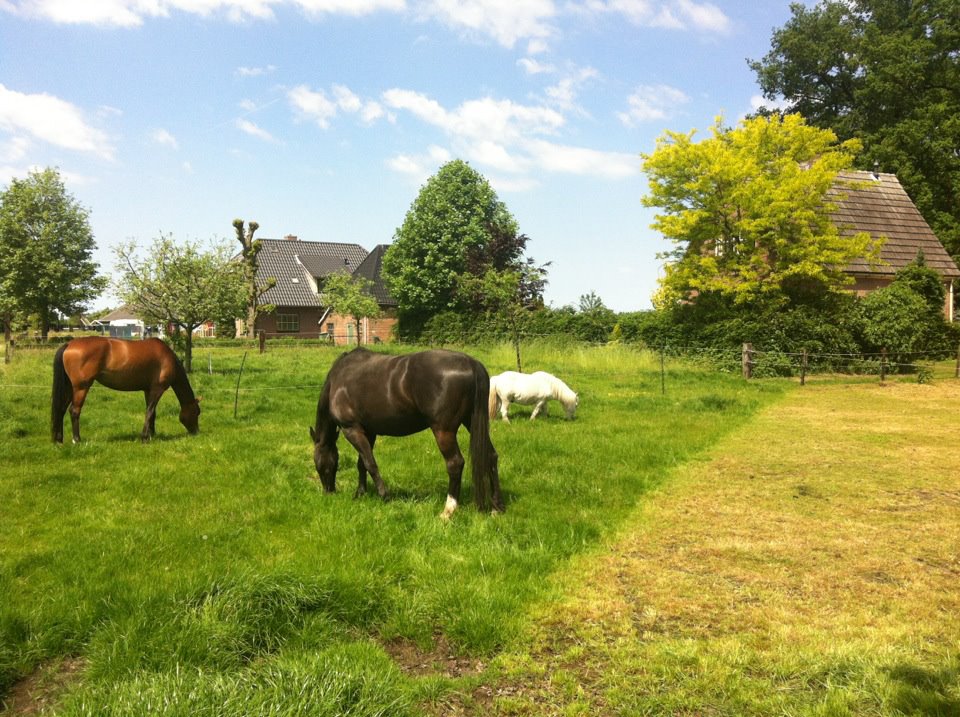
115 235 246 372
318 271 381 345
233 218 275 338
0 167 106 338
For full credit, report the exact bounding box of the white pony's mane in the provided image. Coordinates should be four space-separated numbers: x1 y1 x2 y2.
531 371 577 407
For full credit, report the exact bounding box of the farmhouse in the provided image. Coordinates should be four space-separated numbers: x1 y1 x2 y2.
95 306 146 338
252 235 398 343
831 170 959 320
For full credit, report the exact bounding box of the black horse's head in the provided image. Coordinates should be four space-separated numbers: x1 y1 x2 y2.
180 397 201 435
310 426 338 492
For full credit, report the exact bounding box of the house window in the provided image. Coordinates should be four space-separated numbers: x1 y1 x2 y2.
326 322 334 336
276 314 300 333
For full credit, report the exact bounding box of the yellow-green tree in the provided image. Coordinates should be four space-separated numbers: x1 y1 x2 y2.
643 114 879 306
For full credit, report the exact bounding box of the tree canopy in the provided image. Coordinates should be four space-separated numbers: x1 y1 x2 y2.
642 114 878 306
750 0 960 256
0 167 106 338
115 235 246 371
382 160 539 331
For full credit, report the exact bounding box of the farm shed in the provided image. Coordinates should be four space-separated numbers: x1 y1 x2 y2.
96 306 146 338
831 170 960 320
252 235 398 343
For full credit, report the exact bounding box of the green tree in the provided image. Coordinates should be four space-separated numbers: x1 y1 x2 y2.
115 235 246 372
642 114 878 305
318 271 381 345
232 218 275 338
0 167 106 339
382 160 522 332
750 0 960 257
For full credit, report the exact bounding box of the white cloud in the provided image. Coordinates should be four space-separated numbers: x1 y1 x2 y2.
288 84 338 128
544 66 598 112
0 84 114 159
236 118 278 142
749 94 791 115
288 83 385 128
523 138 639 178
386 144 451 182
151 128 179 149
236 64 277 77
419 0 557 48
182 160 194 173
384 87 639 183
3 0 279 26
0 135 30 163
293 0 404 16
582 0 730 34
518 57 554 75
526 38 549 55
617 83 689 126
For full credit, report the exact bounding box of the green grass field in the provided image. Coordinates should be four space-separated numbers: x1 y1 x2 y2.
0 341 785 715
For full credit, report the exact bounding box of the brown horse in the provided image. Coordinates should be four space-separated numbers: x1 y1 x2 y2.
310 347 503 519
52 337 201 443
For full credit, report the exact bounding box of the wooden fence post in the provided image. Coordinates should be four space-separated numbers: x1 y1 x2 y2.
742 343 753 380
880 347 888 382
258 330 266 354
955 342 959 379
3 339 11 364
800 348 807 386
660 344 666 395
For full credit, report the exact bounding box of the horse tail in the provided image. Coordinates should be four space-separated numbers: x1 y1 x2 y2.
51 342 72 441
470 361 496 511
487 375 499 419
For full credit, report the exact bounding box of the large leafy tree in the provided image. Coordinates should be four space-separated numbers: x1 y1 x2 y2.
318 271 381 345
382 160 537 331
750 0 960 256
115 235 246 372
0 167 106 338
642 114 878 306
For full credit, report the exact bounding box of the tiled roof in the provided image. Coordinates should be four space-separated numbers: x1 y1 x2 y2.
99 306 142 322
831 171 960 279
352 245 398 307
256 238 368 307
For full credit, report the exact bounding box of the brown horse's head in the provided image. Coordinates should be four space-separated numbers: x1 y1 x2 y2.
180 397 201 435
309 425 339 492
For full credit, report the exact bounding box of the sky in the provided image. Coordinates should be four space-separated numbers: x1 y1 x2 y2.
0 0 807 313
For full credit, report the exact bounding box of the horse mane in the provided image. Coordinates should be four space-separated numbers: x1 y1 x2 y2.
169 351 196 404
535 371 575 403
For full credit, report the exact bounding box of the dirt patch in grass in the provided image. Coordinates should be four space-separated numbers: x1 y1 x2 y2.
2 657 85 715
467 380 960 715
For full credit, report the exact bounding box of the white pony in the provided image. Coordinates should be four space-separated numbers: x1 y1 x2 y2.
488 370 579 423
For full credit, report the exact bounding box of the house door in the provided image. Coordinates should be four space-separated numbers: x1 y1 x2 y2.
347 323 355 344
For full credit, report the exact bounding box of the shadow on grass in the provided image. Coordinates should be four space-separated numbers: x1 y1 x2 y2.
886 659 960 716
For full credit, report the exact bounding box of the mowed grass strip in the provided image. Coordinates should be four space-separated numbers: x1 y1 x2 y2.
480 379 960 716
0 342 786 716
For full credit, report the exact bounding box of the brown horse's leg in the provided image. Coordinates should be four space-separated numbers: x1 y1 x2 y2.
354 434 376 498
341 427 388 498
142 388 164 441
69 385 91 443
432 428 465 520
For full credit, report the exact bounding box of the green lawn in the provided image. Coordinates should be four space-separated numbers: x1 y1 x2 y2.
1 340 785 715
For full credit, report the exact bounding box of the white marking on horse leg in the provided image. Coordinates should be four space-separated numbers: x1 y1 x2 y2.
440 494 458 520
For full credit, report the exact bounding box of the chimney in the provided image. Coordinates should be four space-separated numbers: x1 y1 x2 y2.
872 161 880 180
284 234 298 241
344 258 349 266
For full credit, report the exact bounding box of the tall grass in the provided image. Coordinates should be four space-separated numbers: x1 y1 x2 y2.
0 341 787 714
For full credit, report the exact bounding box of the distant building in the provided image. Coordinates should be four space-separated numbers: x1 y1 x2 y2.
251 236 398 343
95 306 146 338
832 170 959 319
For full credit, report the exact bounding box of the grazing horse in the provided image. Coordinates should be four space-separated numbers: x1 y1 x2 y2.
488 370 579 423
52 337 201 443
310 347 503 519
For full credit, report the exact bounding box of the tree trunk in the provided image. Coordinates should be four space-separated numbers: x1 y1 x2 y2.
41 311 50 341
247 297 257 339
2 314 10 343
184 327 194 373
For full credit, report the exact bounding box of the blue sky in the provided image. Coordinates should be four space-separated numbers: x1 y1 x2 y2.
0 0 805 313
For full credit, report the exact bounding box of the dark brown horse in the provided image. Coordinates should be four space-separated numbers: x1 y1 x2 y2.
52 337 201 443
310 348 503 519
